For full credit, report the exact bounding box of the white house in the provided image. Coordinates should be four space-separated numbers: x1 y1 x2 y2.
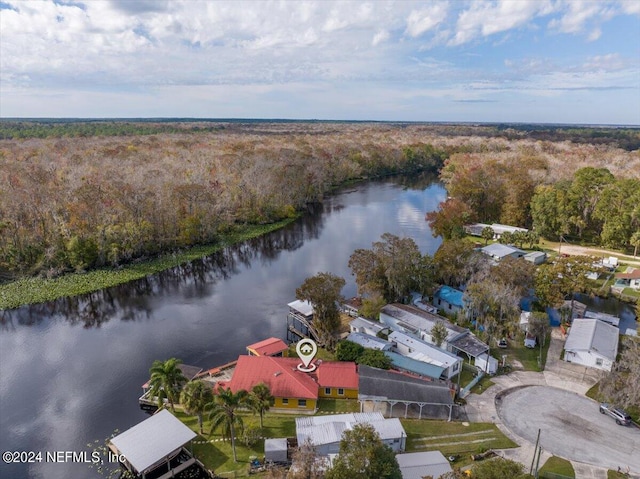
433 285 464 316
380 304 489 362
614 269 640 291
349 317 387 337
465 223 528 239
480 243 526 262
295 412 406 456
389 331 462 380
564 318 619 371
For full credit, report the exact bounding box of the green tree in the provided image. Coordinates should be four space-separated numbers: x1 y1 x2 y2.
357 349 392 369
425 198 474 240
630 230 640 257
481 226 495 245
498 231 514 245
525 230 540 249
336 340 365 362
296 272 346 346
431 320 448 347
248 383 273 429
349 233 433 303
567 167 615 240
180 379 214 434
534 255 595 308
433 239 478 287
148 358 187 412
599 336 640 410
527 311 550 347
530 183 571 240
207 387 249 462
325 423 402 479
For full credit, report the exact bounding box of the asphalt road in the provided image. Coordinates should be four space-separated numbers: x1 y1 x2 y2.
497 386 640 474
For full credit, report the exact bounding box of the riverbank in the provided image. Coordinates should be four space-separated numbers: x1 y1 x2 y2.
0 218 297 310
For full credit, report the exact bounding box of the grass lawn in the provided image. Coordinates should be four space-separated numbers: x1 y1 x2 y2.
400 419 517 465
608 470 632 479
317 398 359 413
499 331 551 372
539 456 575 478
458 364 495 394
175 409 296 477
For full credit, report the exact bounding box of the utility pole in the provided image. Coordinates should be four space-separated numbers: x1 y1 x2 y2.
530 429 541 475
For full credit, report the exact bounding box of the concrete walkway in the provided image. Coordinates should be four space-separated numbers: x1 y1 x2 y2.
463 329 630 478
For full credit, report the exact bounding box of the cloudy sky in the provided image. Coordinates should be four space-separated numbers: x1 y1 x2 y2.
1 0 639 124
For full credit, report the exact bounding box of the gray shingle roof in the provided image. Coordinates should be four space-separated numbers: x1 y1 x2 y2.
565 318 619 361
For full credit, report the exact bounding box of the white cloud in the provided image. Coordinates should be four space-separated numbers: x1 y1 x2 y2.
372 29 390 46
405 3 448 38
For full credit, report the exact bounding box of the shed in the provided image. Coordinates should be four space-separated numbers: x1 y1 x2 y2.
474 353 498 375
264 438 288 463
108 409 196 479
433 285 464 315
396 451 452 479
524 251 547 265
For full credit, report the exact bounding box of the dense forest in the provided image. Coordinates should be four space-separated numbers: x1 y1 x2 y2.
1 121 638 281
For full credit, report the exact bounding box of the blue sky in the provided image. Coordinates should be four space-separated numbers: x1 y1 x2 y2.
1 0 639 124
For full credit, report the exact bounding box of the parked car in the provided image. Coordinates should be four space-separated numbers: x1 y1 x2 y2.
497 338 508 348
599 403 632 426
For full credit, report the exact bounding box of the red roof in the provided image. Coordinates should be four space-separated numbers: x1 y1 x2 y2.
226 356 318 399
315 361 359 390
616 269 640 280
246 337 289 356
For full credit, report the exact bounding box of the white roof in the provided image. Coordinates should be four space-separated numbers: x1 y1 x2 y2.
381 304 465 342
397 451 452 479
565 318 619 362
481 243 525 259
519 311 531 326
288 299 314 316
109 409 196 473
389 331 461 368
347 332 392 350
296 413 405 448
349 316 385 333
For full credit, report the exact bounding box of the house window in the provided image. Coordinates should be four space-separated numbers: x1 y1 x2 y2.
596 358 603 366
453 363 459 372
282 398 288 405
338 388 344 396
298 399 307 408
448 304 452 310
325 388 331 395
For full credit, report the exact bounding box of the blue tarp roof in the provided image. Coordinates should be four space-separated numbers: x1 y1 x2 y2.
434 286 464 308
384 351 446 380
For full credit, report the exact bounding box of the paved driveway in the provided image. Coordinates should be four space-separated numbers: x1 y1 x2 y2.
497 386 640 474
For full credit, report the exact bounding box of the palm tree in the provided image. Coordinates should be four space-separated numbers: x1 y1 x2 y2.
207 387 248 462
180 380 214 434
248 383 273 429
148 358 187 411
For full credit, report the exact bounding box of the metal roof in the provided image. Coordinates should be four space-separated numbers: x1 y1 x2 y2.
384 351 446 380
397 451 452 479
347 332 392 350
246 337 289 356
349 316 386 333
480 243 525 258
388 331 461 367
358 365 453 405
109 409 196 473
288 300 314 317
381 303 466 339
565 318 619 361
295 413 405 448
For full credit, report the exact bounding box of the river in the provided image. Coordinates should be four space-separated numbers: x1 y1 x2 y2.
0 174 446 479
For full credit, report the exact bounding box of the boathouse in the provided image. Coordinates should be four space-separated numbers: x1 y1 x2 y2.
246 337 288 357
108 409 197 479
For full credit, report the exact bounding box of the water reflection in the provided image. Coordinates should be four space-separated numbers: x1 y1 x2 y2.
0 174 444 479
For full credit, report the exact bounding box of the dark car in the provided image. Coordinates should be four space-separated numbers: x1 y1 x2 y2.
599 403 632 426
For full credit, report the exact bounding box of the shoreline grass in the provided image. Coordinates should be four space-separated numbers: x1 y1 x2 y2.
0 218 297 310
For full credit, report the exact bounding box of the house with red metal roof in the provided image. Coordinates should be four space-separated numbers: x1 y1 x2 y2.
316 361 358 399
246 337 289 357
221 356 358 412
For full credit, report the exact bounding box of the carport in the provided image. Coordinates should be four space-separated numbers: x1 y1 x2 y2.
358 365 455 421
